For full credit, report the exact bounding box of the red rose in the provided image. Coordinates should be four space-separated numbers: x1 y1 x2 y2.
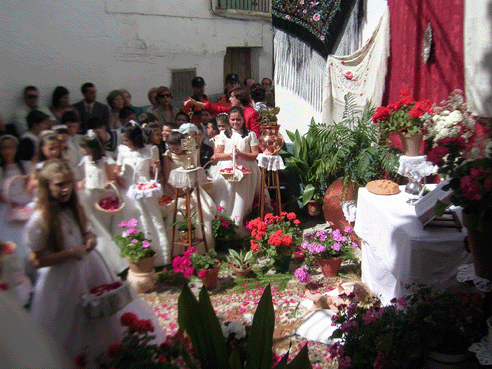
344 71 354 80
107 343 121 358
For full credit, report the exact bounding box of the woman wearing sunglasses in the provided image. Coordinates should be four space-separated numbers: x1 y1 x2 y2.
154 86 179 126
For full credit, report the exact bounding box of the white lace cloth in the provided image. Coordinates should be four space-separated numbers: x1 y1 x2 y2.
456 263 492 292
257 154 286 171
469 336 492 366
168 167 208 189
342 200 357 223
397 155 438 177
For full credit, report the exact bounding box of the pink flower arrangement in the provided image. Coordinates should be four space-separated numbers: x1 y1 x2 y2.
172 247 218 278
113 219 155 262
135 182 158 191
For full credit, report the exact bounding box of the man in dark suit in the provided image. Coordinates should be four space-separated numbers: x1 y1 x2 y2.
73 82 109 133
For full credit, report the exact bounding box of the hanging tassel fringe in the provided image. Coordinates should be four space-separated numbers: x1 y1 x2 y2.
273 29 326 112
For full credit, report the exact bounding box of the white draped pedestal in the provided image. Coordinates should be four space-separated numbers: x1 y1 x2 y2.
257 154 285 217
355 186 471 305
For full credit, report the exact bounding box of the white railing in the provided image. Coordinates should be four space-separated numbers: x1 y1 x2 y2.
217 0 270 14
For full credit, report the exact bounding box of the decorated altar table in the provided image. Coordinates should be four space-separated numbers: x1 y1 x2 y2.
354 186 472 305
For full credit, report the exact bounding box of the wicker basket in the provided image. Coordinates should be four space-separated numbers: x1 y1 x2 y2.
95 182 125 215
220 171 250 183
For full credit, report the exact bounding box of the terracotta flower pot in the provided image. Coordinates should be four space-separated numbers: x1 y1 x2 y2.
399 132 423 157
322 178 356 231
307 200 321 216
233 266 252 278
200 260 221 290
463 212 492 279
318 257 342 278
127 253 157 293
127 253 156 274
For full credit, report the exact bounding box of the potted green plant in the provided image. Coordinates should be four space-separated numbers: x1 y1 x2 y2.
311 95 400 229
114 219 155 265
247 212 302 273
226 249 257 277
294 226 358 282
282 122 327 214
172 210 197 243
372 88 433 156
329 285 485 369
114 219 156 293
178 283 312 368
212 206 238 251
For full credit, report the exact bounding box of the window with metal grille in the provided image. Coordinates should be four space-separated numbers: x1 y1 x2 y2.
171 69 196 102
217 0 270 13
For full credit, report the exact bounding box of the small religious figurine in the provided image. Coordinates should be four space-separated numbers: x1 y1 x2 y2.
181 133 197 170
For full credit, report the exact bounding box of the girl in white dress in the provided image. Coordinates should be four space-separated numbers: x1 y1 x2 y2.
78 130 127 274
24 159 165 362
115 123 170 266
210 106 261 236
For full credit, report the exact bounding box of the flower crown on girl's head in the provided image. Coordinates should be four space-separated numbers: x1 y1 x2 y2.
217 113 229 119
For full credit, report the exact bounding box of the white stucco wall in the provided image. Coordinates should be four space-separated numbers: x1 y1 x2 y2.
0 0 273 120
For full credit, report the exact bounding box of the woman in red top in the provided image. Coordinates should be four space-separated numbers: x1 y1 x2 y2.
185 87 260 137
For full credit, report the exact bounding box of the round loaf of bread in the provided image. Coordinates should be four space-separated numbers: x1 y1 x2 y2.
366 180 399 195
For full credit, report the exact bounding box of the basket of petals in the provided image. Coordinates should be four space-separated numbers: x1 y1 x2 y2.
95 182 125 215
220 166 251 182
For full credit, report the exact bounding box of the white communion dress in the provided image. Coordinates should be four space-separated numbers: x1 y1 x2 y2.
78 155 128 274
209 130 262 236
116 144 170 265
24 209 165 362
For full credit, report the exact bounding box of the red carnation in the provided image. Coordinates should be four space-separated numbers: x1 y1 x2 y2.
120 312 138 327
427 146 449 165
107 343 121 358
74 353 88 368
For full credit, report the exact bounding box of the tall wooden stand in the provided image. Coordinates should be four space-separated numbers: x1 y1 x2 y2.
257 154 285 218
168 167 209 257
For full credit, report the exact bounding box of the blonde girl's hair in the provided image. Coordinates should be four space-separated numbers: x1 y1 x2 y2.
36 159 87 253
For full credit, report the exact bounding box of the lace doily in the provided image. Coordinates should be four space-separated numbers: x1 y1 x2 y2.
469 336 492 366
168 167 208 189
127 181 163 200
257 154 286 171
456 264 492 292
397 155 438 177
342 200 357 223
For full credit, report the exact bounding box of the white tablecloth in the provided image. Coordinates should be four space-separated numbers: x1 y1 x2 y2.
354 186 471 305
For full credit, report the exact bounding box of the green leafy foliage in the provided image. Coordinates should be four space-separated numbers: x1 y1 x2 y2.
226 248 257 269
177 284 312 369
